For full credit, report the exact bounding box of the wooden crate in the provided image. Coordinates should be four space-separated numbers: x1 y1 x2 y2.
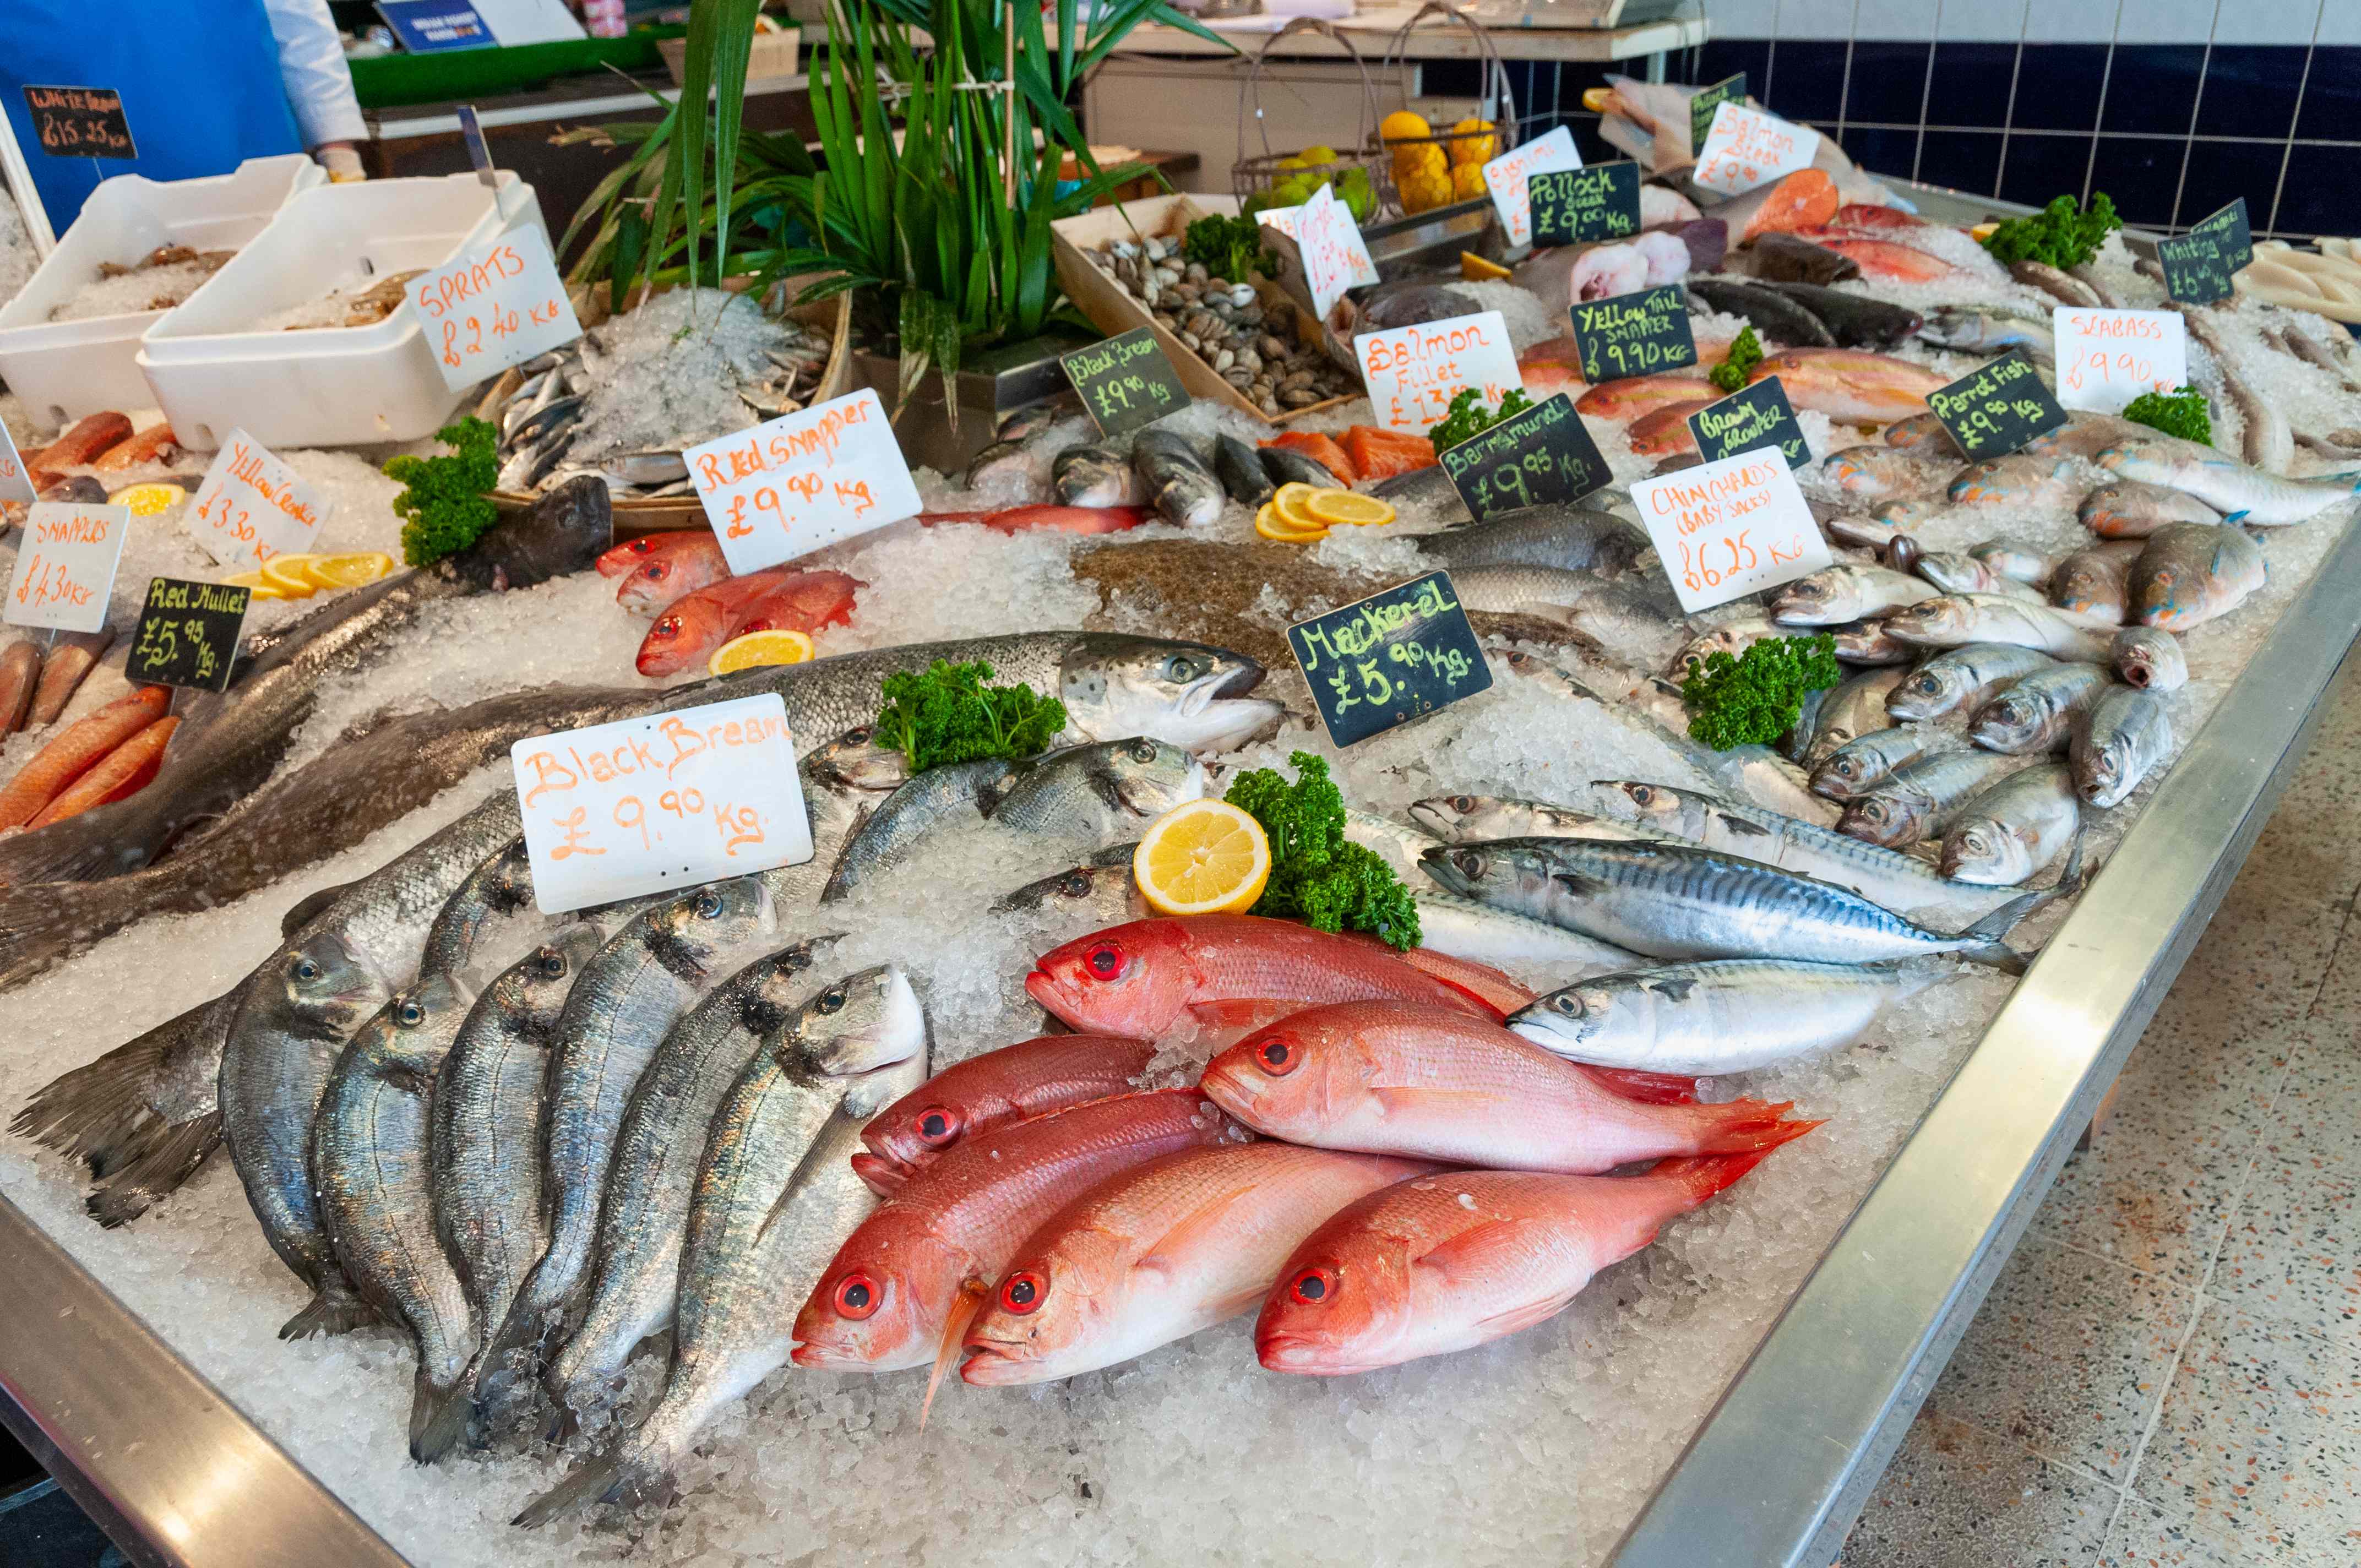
1050 194 1357 427
477 273 851 533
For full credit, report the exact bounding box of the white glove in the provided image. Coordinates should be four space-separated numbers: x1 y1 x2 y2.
317 143 366 183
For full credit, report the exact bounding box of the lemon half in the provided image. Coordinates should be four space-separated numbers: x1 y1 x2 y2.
1134 799 1272 916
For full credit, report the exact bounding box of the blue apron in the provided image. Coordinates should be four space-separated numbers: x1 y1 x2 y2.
3 0 304 235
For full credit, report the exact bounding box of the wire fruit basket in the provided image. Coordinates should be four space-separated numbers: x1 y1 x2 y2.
1375 2 1524 218
1231 19 1399 224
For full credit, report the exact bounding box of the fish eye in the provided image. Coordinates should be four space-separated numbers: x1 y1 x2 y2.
293 957 321 982
1254 1035 1301 1075
694 889 726 919
1628 785 1654 804
1128 740 1156 763
1085 943 1123 979
1912 674 1938 694
1288 1265 1337 1306
1161 654 1201 682
397 1000 425 1027
641 563 663 579
1057 872 1092 898
1450 794 1476 812
1451 851 1484 878
831 1272 880 1320
655 615 682 639
844 725 871 745
1551 993 1582 1015
999 1269 1048 1315
537 949 568 978
915 1106 961 1146
814 987 845 1015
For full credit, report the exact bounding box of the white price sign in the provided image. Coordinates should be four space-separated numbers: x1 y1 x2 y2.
407 224 584 392
684 388 923 576
186 430 328 568
1479 127 1582 250
510 693 816 914
1693 103 1821 197
5 503 129 633
1631 446 1832 613
2052 307 2188 415
1353 310 1524 436
0 421 34 505
1296 184 1379 319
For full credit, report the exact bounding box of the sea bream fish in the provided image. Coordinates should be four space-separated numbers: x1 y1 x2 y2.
2096 438 2361 526
960 1143 1434 1386
1584 778 2020 920
311 972 482 1462
0 477 611 893
1885 643 2057 722
514 966 929 1525
1200 1002 1810 1171
2132 522 2267 630
0 632 1285 988
1967 663 2110 755
543 935 844 1425
1509 958 1941 1073
1133 431 1225 527
1418 837 2045 970
1837 750 2025 847
1054 444 1141 508
1941 763 2080 885
429 924 606 1433
1253 1149 1810 1375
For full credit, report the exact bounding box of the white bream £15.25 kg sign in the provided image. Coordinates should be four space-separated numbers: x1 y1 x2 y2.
510 693 816 914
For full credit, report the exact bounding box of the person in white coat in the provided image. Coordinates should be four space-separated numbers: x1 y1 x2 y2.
265 0 371 181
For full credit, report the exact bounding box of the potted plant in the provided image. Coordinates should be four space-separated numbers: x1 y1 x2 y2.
569 0 1231 471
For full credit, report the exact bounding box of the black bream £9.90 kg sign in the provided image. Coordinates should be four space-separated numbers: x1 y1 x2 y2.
1288 571 1492 747
1062 328 1190 439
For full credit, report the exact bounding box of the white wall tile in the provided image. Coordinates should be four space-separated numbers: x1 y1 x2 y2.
1700 0 1782 36
2126 0 2229 43
2020 0 2115 42
1933 0 2034 45
1770 0 1863 34
1853 0 1940 39
2316 0 2361 45
2207 0 2329 45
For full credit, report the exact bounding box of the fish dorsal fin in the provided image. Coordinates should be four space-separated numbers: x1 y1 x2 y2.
1136 1182 1261 1278
280 882 353 937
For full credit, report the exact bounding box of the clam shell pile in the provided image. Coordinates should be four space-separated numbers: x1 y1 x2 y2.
1086 235 1356 416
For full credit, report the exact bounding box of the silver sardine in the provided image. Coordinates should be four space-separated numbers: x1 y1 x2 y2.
2072 686 2172 807
1510 958 1939 1074
1967 664 2111 755
1886 643 2057 721
1941 763 2080 885
1838 750 2026 846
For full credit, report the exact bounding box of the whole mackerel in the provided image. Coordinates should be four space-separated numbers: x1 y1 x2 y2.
481 876 785 1370
545 935 843 1423
1418 837 2043 971
514 966 928 1526
431 924 607 1435
311 972 481 1463
1509 958 1940 1074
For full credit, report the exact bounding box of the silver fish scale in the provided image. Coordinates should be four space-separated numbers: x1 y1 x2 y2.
823 757 1021 902
549 937 839 1420
987 740 1200 842
1512 957 1922 1074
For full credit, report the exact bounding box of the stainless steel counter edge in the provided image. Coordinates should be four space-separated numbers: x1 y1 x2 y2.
1609 514 2361 1567
0 1193 413 1568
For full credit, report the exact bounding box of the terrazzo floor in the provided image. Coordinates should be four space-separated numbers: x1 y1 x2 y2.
1842 667 2361 1567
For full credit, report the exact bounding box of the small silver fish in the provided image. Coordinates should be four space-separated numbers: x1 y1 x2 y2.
1771 564 1939 626
1511 958 1939 1075
987 737 1206 845
1828 619 1914 664
1967 663 2111 755
1880 595 2115 662
1886 643 2057 722
1941 763 2079 885
1804 667 1907 769
1668 617 1780 679
2096 438 2360 526
2112 627 2186 692
2072 686 2172 807
1811 727 1933 801
1968 541 2052 585
1407 794 1664 845
1838 750 2026 846
822 756 1027 903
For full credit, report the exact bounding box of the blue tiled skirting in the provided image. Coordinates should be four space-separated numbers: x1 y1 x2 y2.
1424 42 2353 241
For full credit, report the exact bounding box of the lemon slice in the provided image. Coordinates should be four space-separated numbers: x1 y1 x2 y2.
1460 252 1512 282
709 628 816 675
1255 502 1328 543
108 482 186 517
304 551 396 587
1271 482 1326 531
258 556 320 598
1134 799 1271 916
1306 490 1396 527
221 570 287 601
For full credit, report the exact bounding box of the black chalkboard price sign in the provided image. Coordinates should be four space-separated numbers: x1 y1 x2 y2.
1437 393 1612 524
2157 232 2232 306
1689 74 1748 155
2190 197 2252 275
1687 375 1810 469
1924 350 2068 460
1568 285 1699 384
1061 327 1189 439
127 577 249 693
1288 571 1492 748
20 86 134 159
1526 162 1642 248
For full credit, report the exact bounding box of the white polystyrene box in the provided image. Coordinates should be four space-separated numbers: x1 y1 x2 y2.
135 172 547 450
0 155 325 425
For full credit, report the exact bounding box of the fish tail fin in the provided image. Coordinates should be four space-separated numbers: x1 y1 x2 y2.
1951 842 2081 974
482 1262 563 1369
85 1113 223 1227
1687 1098 1821 1157
921 1280 989 1433
409 1369 475 1464
511 1444 676 1529
1650 1119 1824 1202
1576 1065 1700 1105
278 1277 377 1341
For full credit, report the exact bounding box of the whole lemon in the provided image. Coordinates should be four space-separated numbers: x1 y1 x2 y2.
1451 162 1487 201
1379 109 1430 145
1298 144 1340 167
1448 117 1498 166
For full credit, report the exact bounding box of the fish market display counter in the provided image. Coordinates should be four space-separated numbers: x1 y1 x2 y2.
5 189 2361 1568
